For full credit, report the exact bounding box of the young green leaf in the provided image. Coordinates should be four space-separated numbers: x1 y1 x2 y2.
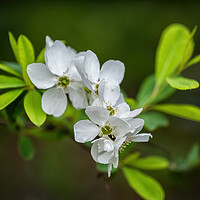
185 143 199 169
139 111 169 131
0 62 22 77
8 32 20 63
126 156 169 170
24 90 46 127
155 24 191 86
18 135 34 160
0 88 24 110
123 167 165 200
36 48 45 63
0 75 25 89
17 34 35 86
152 104 200 122
125 98 136 110
186 54 200 69
167 77 199 90
123 152 141 165
136 75 175 107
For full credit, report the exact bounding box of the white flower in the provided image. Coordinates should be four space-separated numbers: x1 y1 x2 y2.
74 50 125 105
74 106 152 177
92 93 143 120
27 36 88 117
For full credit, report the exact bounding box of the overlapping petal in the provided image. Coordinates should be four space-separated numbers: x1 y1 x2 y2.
74 120 99 143
85 106 109 126
27 63 57 89
45 41 76 76
42 88 67 117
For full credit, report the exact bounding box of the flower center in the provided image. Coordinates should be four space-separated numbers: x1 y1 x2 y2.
101 125 112 135
95 84 99 95
58 76 70 88
107 106 115 116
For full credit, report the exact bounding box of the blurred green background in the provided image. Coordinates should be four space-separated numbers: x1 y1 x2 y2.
0 1 200 199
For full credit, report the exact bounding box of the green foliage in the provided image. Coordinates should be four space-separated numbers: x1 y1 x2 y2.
0 89 24 110
152 104 200 122
136 75 175 107
172 144 199 172
8 32 20 64
123 152 141 165
155 24 191 86
139 111 169 131
125 98 136 110
24 90 46 127
18 135 35 160
123 167 165 200
18 34 35 86
167 77 199 90
36 48 45 63
0 62 22 77
0 75 25 89
186 54 200 68
126 155 169 170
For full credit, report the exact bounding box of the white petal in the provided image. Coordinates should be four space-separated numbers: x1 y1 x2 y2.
84 50 100 83
100 60 125 84
68 82 88 109
74 120 99 143
128 118 144 134
91 141 99 162
115 102 130 114
115 93 125 105
107 116 131 137
46 35 54 49
27 63 57 89
73 52 94 92
98 151 114 164
119 108 143 120
91 98 103 107
108 163 112 177
132 133 152 142
45 40 76 76
85 106 109 126
67 64 82 82
98 80 120 106
42 88 67 117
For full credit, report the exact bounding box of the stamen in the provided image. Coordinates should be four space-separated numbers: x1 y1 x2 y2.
107 106 115 116
101 125 112 135
95 84 99 95
58 76 70 88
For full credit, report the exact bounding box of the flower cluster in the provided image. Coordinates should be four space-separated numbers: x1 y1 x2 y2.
27 36 152 176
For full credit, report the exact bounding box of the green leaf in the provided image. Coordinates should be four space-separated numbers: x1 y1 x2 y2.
167 77 199 90
8 32 20 63
155 24 191 85
18 34 35 85
0 89 24 110
24 90 46 127
18 135 34 160
0 62 22 77
0 75 25 89
127 156 169 170
125 98 136 110
123 152 141 165
152 104 200 122
139 111 169 131
185 143 199 169
123 167 165 200
136 75 175 107
186 54 200 69
36 48 45 63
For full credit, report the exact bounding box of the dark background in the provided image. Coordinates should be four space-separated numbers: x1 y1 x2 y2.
0 1 200 199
